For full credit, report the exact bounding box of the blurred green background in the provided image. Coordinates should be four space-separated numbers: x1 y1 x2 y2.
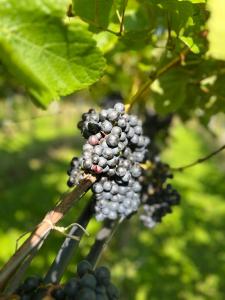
0 95 225 300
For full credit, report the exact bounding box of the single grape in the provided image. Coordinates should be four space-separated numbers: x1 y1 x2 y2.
116 167 126 177
93 183 104 194
129 115 138 126
108 211 117 220
100 109 108 121
102 148 114 159
95 267 111 285
92 155 100 164
51 288 66 300
130 135 139 145
23 276 41 293
103 181 112 191
106 135 119 148
88 135 99 146
80 273 97 290
131 165 142 177
111 126 122 136
118 118 126 128
101 120 113 133
127 127 135 139
98 157 107 168
83 158 93 169
77 261 93 277
79 288 96 300
93 145 103 156
107 110 118 122
114 103 124 112
106 283 120 300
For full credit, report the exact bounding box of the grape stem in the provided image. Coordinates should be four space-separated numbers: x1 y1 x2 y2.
119 0 128 35
128 47 190 111
44 198 95 284
171 144 225 172
3 239 45 295
0 174 96 291
86 219 122 268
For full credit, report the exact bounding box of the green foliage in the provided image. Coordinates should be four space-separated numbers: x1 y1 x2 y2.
0 0 222 119
73 0 114 29
152 68 189 114
0 0 105 107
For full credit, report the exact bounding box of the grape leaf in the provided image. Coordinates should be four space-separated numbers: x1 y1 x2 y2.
152 68 188 115
0 0 106 107
73 0 113 29
179 36 200 53
208 0 225 60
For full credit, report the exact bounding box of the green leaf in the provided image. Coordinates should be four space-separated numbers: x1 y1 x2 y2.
208 0 225 60
0 0 106 107
179 36 200 53
152 68 188 114
73 0 113 29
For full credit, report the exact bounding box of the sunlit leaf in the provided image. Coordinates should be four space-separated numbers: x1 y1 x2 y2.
0 0 106 107
73 0 113 29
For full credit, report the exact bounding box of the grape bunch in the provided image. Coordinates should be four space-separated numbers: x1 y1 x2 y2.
14 275 44 299
13 261 119 300
67 103 150 221
140 184 180 228
140 161 181 228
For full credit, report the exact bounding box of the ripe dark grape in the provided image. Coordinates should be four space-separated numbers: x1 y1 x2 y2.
95 267 110 285
51 287 66 300
77 260 93 277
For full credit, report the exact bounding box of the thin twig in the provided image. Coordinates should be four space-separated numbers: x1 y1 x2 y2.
44 199 95 284
0 174 96 291
128 47 190 111
86 219 122 268
119 0 128 35
171 144 225 172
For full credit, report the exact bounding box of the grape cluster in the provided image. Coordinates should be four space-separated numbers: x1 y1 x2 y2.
67 103 150 221
14 276 44 299
140 161 180 228
13 261 119 300
140 184 180 228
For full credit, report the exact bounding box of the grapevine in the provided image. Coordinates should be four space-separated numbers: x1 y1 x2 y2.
0 1 224 299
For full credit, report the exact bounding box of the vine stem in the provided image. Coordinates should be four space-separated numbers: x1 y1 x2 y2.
128 47 190 111
0 174 96 291
119 0 128 35
3 238 45 295
171 144 225 172
86 219 122 268
44 198 95 284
